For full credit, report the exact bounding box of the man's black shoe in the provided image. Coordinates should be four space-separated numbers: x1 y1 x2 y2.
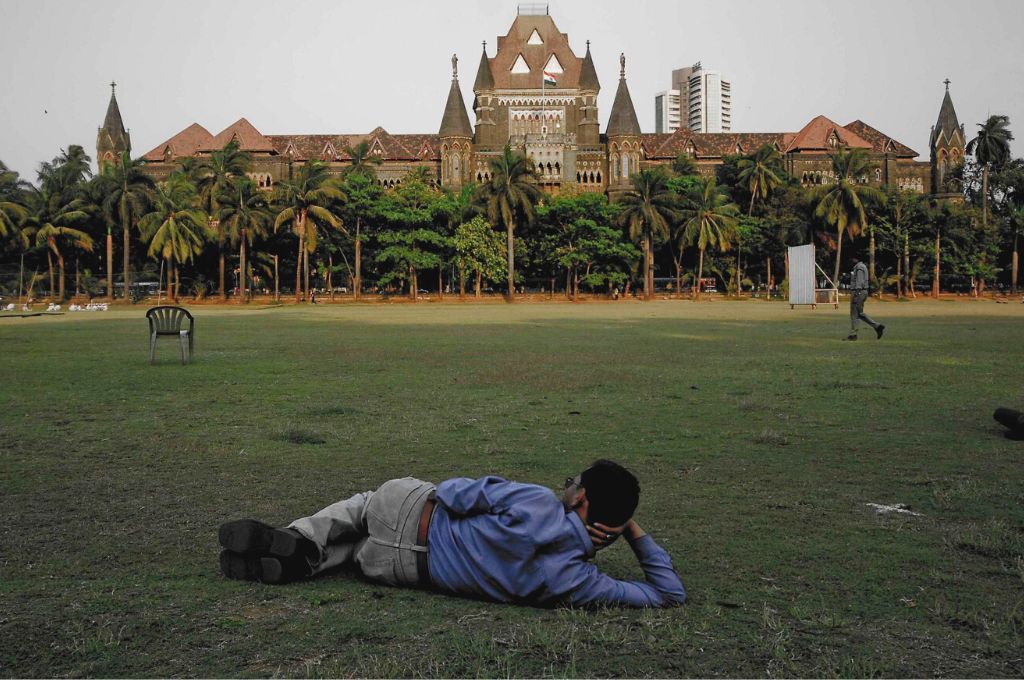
219 519 313 558
1005 428 1024 441
994 408 1024 430
219 550 310 584
843 335 857 341
876 324 885 339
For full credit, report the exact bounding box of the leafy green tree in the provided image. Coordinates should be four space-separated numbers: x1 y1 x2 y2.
373 173 447 300
736 144 785 215
812 148 884 285
342 141 383 179
216 178 272 302
476 143 541 300
672 154 699 177
452 215 505 297
872 187 925 298
25 186 92 301
679 176 740 299
966 115 1013 228
339 171 384 298
618 168 677 300
0 161 28 240
272 160 346 302
99 152 155 300
140 174 211 301
194 141 251 299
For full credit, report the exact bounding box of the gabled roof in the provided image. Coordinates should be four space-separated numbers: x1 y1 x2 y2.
264 131 440 162
844 120 918 158
641 129 787 160
205 118 276 153
784 115 872 153
488 14 584 89
142 123 215 161
439 77 474 137
606 72 641 136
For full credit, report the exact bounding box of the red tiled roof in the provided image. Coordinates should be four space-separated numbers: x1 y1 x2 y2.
142 123 215 161
784 115 872 153
843 120 918 158
263 130 441 162
641 128 787 160
204 118 276 153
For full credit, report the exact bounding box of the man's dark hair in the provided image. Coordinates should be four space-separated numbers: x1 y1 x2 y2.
580 459 640 526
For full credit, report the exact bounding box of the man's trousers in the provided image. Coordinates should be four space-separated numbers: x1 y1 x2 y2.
849 289 879 335
288 477 435 586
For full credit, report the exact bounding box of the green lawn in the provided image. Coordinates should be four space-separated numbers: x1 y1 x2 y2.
1 298 1022 677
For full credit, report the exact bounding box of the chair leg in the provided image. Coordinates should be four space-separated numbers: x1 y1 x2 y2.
150 335 157 365
180 333 187 364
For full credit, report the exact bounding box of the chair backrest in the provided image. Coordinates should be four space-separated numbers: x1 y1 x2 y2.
147 306 194 334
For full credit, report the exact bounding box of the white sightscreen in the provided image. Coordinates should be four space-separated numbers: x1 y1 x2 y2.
788 244 816 305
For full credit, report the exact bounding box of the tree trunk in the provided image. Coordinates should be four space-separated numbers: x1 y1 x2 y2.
106 230 113 302
647 232 655 300
295 222 304 303
896 251 902 299
354 218 362 300
932 226 941 299
869 226 876 296
475 270 481 299
239 234 247 303
643 233 651 301
736 245 742 298
75 256 80 297
122 224 130 300
219 252 226 300
675 258 682 298
438 269 444 300
833 227 844 288
695 248 705 300
328 252 334 302
767 257 772 300
549 276 555 299
459 265 465 298
411 266 418 301
904 233 913 299
982 166 989 228
56 249 66 302
46 250 55 301
274 254 279 302
1012 232 1019 295
506 221 515 301
304 248 310 303
165 256 172 301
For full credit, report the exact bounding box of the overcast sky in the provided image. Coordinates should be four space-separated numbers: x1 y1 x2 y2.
1 0 1021 181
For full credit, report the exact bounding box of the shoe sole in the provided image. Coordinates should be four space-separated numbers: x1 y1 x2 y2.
219 550 287 583
876 325 886 339
218 519 300 557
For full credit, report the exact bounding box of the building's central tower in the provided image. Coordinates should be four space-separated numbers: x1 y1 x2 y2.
471 5 602 192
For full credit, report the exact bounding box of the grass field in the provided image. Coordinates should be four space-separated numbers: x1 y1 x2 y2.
1 298 1023 677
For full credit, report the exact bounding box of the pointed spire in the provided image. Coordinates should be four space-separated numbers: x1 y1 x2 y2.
98 80 131 157
932 81 962 145
578 40 600 92
606 53 641 136
439 58 473 137
473 41 494 91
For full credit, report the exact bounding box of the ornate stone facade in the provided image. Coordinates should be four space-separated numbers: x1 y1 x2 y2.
106 10 963 199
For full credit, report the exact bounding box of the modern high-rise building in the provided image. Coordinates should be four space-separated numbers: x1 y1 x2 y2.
655 62 731 133
653 90 680 134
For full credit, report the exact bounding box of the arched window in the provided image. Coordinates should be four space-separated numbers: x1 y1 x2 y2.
453 155 460 178
613 157 619 178
621 153 629 178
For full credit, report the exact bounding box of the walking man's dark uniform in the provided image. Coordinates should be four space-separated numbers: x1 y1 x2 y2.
846 256 885 340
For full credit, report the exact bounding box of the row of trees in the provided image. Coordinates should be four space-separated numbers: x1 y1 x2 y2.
0 115 1018 304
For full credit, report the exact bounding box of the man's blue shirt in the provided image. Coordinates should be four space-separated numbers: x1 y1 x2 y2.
427 476 686 608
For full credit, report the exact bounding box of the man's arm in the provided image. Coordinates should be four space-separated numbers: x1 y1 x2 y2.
567 520 687 608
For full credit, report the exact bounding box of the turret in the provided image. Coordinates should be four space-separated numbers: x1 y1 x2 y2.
472 42 497 144
577 40 601 146
605 54 642 192
96 81 131 172
930 79 966 194
439 54 474 188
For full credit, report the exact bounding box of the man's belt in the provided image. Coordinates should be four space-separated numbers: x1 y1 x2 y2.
415 490 436 587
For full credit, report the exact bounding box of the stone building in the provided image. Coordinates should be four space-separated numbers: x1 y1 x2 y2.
99 8 964 200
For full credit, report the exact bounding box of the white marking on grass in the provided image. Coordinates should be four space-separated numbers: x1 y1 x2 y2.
866 502 923 516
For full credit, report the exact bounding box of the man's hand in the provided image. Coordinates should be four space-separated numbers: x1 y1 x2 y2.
587 521 625 549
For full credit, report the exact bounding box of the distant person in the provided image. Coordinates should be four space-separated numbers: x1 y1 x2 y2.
217 460 686 608
309 289 317 304
845 255 885 341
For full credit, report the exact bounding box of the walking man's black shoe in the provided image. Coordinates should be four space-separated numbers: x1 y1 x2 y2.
844 335 857 341
876 324 886 339
219 519 313 558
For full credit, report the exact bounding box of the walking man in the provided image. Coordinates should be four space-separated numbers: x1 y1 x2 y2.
217 460 686 608
845 255 885 341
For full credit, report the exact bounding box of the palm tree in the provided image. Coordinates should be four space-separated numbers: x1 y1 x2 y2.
618 168 677 300
679 177 740 299
100 152 155 300
342 141 383 179
672 153 699 177
736 144 785 215
194 141 251 299
812 148 884 285
139 175 211 301
0 162 28 239
216 178 272 302
272 160 346 302
966 115 1013 228
477 143 541 300
25 186 92 301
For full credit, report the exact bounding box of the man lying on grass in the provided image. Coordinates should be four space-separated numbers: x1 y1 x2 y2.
218 459 686 608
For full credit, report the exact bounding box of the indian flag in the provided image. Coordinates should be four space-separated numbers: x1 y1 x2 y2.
543 71 557 86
